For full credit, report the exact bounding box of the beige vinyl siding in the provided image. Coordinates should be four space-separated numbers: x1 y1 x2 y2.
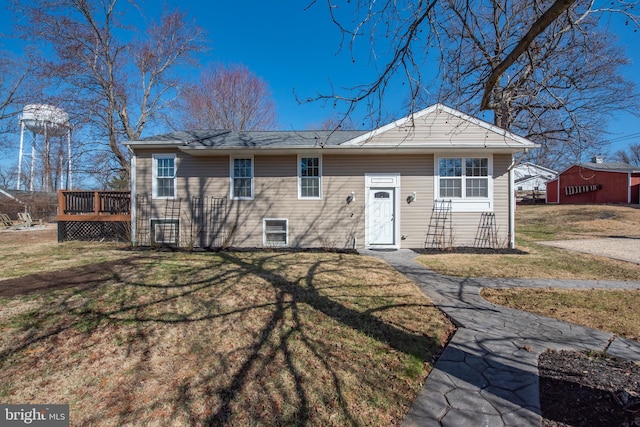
324 154 434 249
362 109 521 147
133 149 513 249
184 153 436 249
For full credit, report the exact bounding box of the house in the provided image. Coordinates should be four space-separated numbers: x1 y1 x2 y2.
513 162 557 191
546 157 640 204
124 104 537 250
513 162 557 203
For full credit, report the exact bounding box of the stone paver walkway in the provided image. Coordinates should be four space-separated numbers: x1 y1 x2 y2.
360 249 640 427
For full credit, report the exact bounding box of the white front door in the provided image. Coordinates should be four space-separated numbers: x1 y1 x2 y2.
369 188 395 245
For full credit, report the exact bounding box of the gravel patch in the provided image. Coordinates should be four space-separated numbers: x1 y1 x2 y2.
537 237 640 264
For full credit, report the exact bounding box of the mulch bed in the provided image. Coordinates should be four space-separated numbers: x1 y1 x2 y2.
539 349 640 426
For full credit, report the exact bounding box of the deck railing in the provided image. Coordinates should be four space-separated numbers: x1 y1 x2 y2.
56 190 131 221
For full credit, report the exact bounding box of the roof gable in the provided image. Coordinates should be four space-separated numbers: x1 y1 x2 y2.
340 104 536 151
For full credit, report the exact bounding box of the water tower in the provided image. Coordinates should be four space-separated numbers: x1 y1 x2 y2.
17 104 72 191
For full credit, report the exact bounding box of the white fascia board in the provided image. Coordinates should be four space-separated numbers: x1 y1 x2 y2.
341 103 538 149
124 141 184 149
180 144 530 157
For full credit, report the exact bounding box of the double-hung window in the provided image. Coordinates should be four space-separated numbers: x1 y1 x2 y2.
436 156 492 211
298 156 322 199
231 157 254 199
438 157 489 198
439 158 463 198
464 158 489 197
153 154 176 199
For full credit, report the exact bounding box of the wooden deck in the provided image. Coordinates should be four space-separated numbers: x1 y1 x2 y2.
55 191 131 222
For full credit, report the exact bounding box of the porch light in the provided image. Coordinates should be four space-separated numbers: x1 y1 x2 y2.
407 192 417 204
346 191 355 204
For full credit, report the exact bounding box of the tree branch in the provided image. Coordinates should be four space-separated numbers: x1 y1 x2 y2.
480 0 576 110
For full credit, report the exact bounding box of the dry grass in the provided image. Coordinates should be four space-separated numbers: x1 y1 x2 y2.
0 234 453 426
418 205 640 341
417 204 640 280
481 288 640 341
515 204 640 241
0 226 131 280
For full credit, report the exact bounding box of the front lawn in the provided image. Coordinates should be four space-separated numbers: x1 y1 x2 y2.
0 234 452 426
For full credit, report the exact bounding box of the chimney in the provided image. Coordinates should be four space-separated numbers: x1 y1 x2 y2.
592 155 604 164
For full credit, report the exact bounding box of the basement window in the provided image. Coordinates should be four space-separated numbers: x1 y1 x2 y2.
263 219 288 247
151 219 179 245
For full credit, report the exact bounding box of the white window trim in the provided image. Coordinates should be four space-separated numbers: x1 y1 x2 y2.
297 154 323 200
150 218 180 245
230 156 255 200
152 154 177 200
263 218 288 247
434 154 493 212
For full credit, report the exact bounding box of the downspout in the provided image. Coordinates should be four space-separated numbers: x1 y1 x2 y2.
507 150 528 249
628 173 632 204
130 153 137 246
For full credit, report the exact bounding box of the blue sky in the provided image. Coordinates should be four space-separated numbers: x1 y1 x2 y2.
171 0 640 155
1 0 639 156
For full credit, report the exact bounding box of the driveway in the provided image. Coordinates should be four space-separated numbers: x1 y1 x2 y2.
537 237 640 264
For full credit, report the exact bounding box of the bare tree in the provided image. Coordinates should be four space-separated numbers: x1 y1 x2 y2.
435 0 639 169
0 51 46 138
309 0 639 166
176 64 277 131
11 0 206 182
0 54 25 128
614 143 640 165
0 165 18 189
306 114 357 130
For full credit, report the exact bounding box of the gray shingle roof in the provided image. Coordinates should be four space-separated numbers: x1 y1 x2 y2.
136 130 369 148
578 161 640 173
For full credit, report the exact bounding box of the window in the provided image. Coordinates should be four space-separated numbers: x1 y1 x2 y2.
465 158 488 197
151 219 179 245
153 154 176 199
231 157 253 199
263 219 288 247
439 158 462 198
438 157 489 198
298 156 322 199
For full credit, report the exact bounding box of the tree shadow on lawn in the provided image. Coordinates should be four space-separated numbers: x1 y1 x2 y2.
0 251 446 426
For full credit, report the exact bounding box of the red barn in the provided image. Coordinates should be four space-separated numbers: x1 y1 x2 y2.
546 158 640 204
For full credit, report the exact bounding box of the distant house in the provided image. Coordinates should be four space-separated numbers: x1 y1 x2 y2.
513 162 557 202
513 162 557 191
124 104 537 250
546 157 640 204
